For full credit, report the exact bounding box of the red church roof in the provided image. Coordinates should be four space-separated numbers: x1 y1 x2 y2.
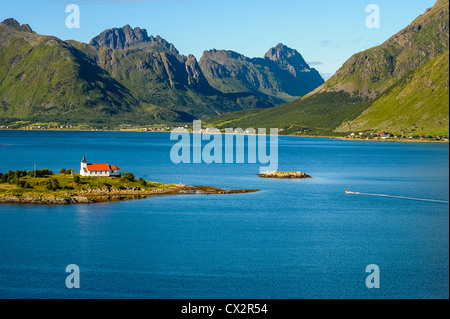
86 164 111 171
86 164 120 171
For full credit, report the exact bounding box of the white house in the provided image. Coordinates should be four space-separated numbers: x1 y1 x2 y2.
80 156 121 177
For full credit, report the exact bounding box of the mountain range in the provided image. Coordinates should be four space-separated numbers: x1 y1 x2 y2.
0 0 448 136
206 0 449 136
0 19 323 125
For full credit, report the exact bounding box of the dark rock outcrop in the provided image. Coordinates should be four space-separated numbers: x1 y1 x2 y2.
90 24 179 54
1 18 34 33
264 43 310 77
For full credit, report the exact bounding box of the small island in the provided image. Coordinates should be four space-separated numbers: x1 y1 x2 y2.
0 168 258 205
258 171 312 179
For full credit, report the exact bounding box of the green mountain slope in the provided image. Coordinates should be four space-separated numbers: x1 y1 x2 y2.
204 91 371 135
314 0 449 99
0 19 180 125
71 39 274 120
206 0 449 136
336 50 449 136
0 20 328 126
0 20 277 124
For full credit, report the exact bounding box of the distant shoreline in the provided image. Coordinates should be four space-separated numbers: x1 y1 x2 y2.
0 128 448 143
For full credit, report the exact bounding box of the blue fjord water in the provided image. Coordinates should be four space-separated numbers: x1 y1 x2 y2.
0 130 448 299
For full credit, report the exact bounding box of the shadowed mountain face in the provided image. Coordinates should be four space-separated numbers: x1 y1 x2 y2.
199 44 324 103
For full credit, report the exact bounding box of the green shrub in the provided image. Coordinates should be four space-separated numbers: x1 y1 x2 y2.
35 169 53 178
7 176 16 185
51 179 60 189
46 179 60 191
15 170 27 178
122 172 135 182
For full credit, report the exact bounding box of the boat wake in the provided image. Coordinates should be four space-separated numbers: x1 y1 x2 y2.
345 190 449 204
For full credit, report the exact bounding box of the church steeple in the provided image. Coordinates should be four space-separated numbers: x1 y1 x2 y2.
80 155 87 176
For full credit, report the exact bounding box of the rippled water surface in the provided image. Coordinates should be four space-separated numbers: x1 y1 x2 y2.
0 131 448 298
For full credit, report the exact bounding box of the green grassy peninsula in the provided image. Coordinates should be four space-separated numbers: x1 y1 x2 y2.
0 169 257 204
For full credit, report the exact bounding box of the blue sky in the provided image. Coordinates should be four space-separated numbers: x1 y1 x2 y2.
0 0 437 78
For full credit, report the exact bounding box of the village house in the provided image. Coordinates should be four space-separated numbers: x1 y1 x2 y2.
80 156 121 177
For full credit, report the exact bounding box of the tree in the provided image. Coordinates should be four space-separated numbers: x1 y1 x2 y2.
46 179 60 191
60 168 67 174
15 170 26 178
7 176 16 185
36 169 53 177
51 179 60 190
74 175 81 183
122 173 135 182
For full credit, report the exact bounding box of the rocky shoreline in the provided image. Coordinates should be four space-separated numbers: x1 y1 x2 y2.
0 185 259 205
258 171 312 179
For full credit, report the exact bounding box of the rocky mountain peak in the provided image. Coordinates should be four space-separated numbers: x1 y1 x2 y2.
89 25 150 49
264 43 310 77
89 24 179 54
1 18 34 33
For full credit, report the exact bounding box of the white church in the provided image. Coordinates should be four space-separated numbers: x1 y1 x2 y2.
80 156 121 177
